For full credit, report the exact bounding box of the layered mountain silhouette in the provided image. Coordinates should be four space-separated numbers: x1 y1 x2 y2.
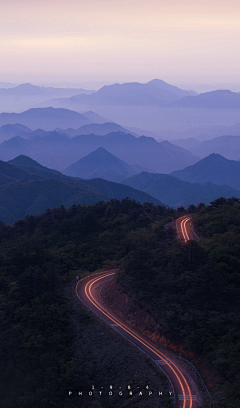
64 148 139 182
171 90 240 108
45 79 196 107
170 137 201 151
188 135 240 160
0 156 161 224
70 122 135 137
0 131 199 172
0 83 95 112
0 124 32 142
0 83 94 97
0 81 16 88
0 136 62 169
0 108 92 130
122 171 240 208
81 111 107 124
171 154 240 190
9 155 50 169
149 121 240 142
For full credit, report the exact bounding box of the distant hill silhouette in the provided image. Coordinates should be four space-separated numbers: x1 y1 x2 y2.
171 154 240 189
0 131 199 173
0 136 62 169
0 179 107 225
0 157 161 224
0 159 42 182
149 121 240 142
0 83 94 97
0 84 95 112
0 107 92 130
9 155 46 168
64 147 138 182
189 135 240 160
0 123 32 142
171 90 240 108
72 122 135 137
46 79 196 107
122 171 240 207
0 81 16 88
81 111 107 124
78 178 162 205
169 137 201 151
8 155 75 182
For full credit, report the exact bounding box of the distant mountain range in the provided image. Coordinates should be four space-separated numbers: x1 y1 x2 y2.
122 170 240 208
186 135 240 161
67 122 137 137
0 124 32 142
0 129 199 172
80 111 107 124
2 82 240 140
0 156 162 224
42 79 197 108
64 147 139 182
171 90 240 108
169 137 201 151
0 83 94 97
0 108 92 130
0 83 95 112
0 135 62 169
0 121 137 142
1 152 239 223
0 111 110 142
0 81 17 88
141 120 240 142
171 153 240 190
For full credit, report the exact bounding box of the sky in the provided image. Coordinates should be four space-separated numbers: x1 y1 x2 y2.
0 0 240 90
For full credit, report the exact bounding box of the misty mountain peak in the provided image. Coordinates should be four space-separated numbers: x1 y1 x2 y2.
171 153 240 190
8 155 44 168
64 147 137 182
16 83 38 89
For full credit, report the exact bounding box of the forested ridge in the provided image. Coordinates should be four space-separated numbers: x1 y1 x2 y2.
0 197 239 407
119 197 240 407
0 200 173 408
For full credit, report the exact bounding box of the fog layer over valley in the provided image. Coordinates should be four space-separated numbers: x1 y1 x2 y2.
0 78 240 222
1 80 240 139
0 117 199 173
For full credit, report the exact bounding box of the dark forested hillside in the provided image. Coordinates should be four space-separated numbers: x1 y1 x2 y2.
123 170 240 207
0 198 239 407
118 197 240 408
0 200 174 408
0 157 161 224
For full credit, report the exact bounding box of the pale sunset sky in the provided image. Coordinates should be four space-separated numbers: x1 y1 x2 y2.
0 0 239 89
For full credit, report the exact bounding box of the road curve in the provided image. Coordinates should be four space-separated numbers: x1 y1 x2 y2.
176 215 199 242
76 271 201 408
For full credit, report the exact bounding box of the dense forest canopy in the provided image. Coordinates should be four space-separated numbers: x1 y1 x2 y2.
0 197 239 407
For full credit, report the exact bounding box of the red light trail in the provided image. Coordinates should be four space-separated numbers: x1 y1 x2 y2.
76 216 202 407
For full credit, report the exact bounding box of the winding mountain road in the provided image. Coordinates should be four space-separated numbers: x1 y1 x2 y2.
76 216 203 408
176 215 199 242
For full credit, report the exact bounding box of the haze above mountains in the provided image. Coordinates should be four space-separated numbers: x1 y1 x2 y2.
1 79 240 136
0 77 240 223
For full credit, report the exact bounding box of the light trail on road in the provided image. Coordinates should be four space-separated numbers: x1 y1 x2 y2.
76 271 201 408
75 216 202 407
176 215 198 242
181 217 191 242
